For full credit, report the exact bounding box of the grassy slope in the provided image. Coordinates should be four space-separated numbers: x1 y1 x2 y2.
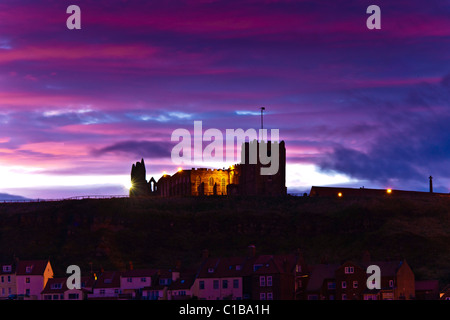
0 195 449 286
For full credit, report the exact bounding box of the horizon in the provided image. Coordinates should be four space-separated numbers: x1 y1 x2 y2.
0 0 449 199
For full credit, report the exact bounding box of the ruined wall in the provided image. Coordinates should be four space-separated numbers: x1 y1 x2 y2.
132 140 286 198
190 169 230 196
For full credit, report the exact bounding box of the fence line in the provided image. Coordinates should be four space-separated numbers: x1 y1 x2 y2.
1 195 129 204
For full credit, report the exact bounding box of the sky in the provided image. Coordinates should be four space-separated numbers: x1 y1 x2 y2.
0 0 449 199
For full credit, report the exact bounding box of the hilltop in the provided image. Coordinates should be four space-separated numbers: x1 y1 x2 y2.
0 195 449 286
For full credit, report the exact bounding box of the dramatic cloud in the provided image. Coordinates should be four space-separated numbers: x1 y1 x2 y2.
92 140 173 159
0 0 449 197
319 75 450 191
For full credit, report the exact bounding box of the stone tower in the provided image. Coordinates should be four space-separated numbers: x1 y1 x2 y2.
130 158 149 197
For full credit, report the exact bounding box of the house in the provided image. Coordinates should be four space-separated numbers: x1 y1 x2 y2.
167 275 196 300
142 283 167 300
16 260 53 300
335 261 369 300
0 261 16 299
193 256 247 300
88 271 122 300
141 269 180 300
332 259 415 300
304 264 340 300
120 269 157 299
41 278 67 300
246 254 303 300
41 276 93 300
363 260 415 300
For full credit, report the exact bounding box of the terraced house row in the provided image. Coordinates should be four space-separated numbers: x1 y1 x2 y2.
1 247 448 300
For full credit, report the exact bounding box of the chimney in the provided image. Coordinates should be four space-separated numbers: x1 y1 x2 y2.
128 261 133 271
247 245 256 258
429 176 433 193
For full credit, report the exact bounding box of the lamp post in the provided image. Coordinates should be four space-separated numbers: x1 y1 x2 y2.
260 107 265 130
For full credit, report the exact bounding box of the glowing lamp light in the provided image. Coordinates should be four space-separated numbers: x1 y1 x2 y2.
386 188 392 194
338 192 343 197
163 171 167 176
124 181 133 190
177 167 182 172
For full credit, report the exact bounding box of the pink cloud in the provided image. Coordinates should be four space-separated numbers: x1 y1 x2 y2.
0 44 158 64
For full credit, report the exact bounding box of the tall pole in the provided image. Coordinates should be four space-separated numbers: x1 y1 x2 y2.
260 107 265 130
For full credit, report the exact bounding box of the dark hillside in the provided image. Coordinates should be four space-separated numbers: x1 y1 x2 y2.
0 195 449 286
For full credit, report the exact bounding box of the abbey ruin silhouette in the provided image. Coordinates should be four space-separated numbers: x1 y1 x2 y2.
130 140 287 197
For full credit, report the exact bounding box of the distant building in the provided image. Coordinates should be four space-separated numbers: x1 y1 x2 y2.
0 261 16 299
120 268 157 299
88 271 122 300
302 256 416 300
310 185 449 199
130 140 286 197
41 276 93 300
16 260 53 300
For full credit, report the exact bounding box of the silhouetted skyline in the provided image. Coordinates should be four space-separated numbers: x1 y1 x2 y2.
0 0 449 199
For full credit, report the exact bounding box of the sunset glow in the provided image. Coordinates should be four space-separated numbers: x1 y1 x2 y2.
0 0 448 199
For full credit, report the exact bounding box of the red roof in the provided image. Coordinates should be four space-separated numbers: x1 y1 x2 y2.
16 260 50 276
41 277 67 294
197 257 248 278
94 271 122 288
197 254 300 279
41 276 93 294
121 268 158 278
306 264 340 292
